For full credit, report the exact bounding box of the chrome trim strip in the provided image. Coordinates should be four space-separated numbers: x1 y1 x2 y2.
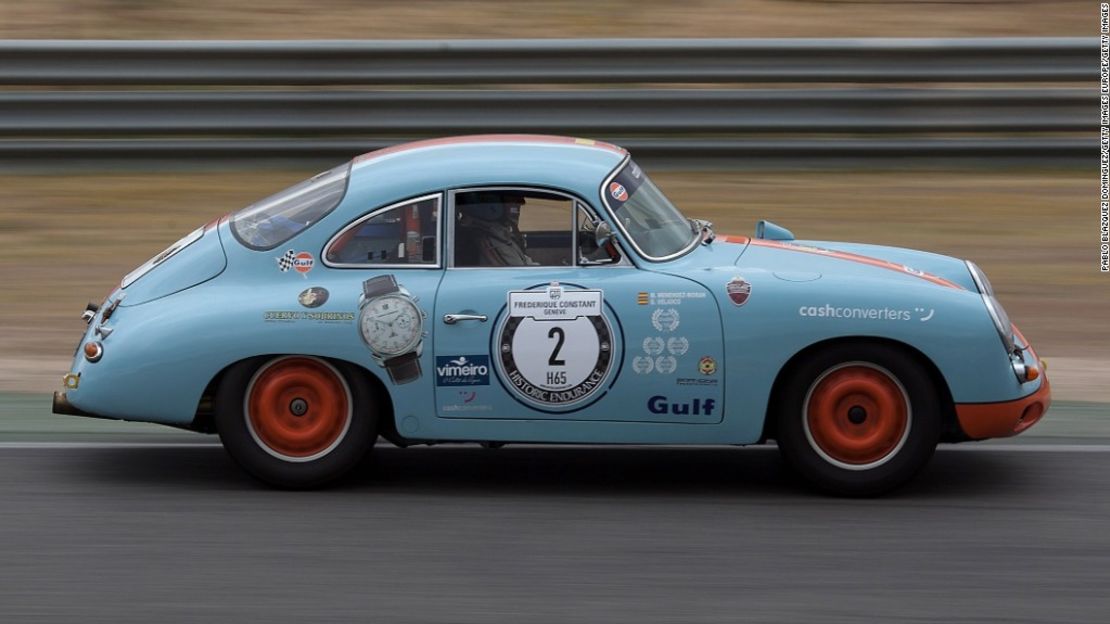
966 260 1015 354
965 260 992 295
982 293 1016 353
321 193 443 269
122 226 204 288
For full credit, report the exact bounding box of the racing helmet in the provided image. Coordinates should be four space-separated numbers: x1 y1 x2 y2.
456 192 526 222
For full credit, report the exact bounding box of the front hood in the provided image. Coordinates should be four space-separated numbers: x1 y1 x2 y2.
733 237 975 291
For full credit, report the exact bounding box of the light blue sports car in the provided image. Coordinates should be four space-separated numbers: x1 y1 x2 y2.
54 135 1050 494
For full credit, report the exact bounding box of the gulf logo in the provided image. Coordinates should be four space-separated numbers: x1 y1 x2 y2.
609 182 629 202
293 252 314 275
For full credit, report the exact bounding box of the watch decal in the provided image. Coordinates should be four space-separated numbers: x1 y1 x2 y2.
496 282 615 409
358 274 425 384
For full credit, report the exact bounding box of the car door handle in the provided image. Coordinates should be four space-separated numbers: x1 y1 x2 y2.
443 313 488 325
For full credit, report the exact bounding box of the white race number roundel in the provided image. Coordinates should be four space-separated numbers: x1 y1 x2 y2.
498 285 614 409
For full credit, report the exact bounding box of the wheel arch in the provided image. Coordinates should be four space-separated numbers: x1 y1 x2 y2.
192 355 398 442
760 336 960 444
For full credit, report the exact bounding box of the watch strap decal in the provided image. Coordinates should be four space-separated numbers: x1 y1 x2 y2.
383 351 422 384
362 274 399 298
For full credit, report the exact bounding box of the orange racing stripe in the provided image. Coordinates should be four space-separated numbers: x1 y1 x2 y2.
747 238 963 290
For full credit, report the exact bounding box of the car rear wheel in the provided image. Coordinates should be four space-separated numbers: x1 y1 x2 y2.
215 355 377 488
775 343 941 496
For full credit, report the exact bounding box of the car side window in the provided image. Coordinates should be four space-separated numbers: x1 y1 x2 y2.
453 189 574 267
325 195 440 266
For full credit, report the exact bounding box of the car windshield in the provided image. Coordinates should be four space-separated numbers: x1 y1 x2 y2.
231 164 350 250
601 160 695 260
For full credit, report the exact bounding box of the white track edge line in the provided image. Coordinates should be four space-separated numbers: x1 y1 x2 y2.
0 442 1108 452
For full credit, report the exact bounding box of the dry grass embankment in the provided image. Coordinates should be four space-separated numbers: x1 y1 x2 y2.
0 0 1089 39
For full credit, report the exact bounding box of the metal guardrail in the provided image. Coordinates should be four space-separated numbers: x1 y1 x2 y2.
1 138 1088 161
0 89 1093 136
0 38 1097 164
0 38 1096 85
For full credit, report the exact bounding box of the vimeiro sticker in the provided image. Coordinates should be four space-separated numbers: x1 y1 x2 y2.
498 284 614 408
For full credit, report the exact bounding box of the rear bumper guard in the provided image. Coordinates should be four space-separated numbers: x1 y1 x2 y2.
51 391 114 421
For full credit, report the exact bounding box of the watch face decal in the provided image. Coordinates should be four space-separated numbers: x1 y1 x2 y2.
359 294 422 356
496 283 616 409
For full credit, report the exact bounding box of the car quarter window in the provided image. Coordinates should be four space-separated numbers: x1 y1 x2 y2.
325 195 440 267
453 189 582 268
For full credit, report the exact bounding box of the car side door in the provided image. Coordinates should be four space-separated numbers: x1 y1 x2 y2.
433 187 725 424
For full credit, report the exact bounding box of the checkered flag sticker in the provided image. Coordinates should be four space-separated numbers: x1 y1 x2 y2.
276 249 296 272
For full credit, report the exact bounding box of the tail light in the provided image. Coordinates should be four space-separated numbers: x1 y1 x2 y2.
84 341 104 363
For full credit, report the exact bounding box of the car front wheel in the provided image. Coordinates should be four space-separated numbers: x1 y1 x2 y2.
775 343 941 496
215 355 377 488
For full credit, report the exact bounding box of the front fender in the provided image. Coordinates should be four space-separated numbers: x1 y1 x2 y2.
693 267 1039 443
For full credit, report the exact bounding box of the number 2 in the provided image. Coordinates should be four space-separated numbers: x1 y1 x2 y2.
548 326 566 366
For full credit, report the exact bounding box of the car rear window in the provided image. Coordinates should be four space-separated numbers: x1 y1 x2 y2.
231 163 350 250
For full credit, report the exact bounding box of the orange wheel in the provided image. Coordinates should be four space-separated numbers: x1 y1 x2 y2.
244 356 352 462
803 362 911 470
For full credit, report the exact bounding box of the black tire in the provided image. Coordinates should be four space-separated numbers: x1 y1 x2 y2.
215 355 378 488
775 343 941 496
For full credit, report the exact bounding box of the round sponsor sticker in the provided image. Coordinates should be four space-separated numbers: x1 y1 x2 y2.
609 182 629 202
497 287 616 409
298 287 329 308
699 356 717 375
726 277 751 306
293 252 315 275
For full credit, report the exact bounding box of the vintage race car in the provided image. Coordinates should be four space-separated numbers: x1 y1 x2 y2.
53 135 1049 494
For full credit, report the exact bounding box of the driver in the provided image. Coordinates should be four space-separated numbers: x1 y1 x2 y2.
454 192 537 267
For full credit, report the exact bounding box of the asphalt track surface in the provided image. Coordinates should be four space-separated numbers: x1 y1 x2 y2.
0 443 1107 623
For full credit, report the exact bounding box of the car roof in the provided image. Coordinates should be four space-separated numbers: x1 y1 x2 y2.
346 135 629 204
354 134 626 165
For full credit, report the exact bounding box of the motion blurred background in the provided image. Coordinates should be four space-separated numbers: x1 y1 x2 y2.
0 0 1101 403
0 3 1107 623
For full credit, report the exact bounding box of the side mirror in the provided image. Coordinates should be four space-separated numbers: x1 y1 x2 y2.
755 220 795 241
